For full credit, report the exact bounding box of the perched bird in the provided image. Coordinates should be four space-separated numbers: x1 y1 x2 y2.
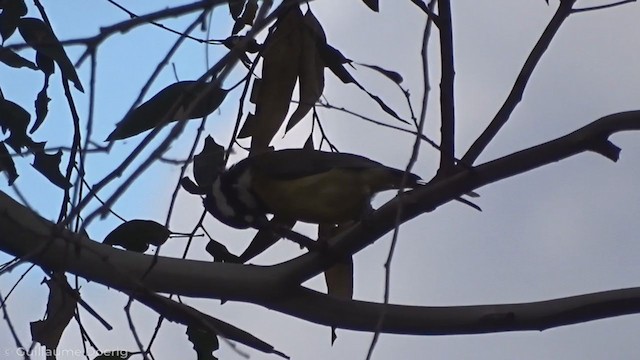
203 149 422 230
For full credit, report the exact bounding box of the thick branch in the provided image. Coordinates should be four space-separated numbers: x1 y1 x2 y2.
267 286 640 335
437 0 456 174
278 110 640 282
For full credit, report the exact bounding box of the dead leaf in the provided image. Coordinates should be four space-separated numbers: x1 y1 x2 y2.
18 17 84 92
30 273 77 349
106 81 228 141
32 148 71 189
245 7 304 153
0 142 18 185
285 10 325 133
103 220 171 253
31 78 51 133
0 46 38 70
0 97 34 152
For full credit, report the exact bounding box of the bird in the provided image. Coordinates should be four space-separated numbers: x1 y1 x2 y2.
203 149 422 230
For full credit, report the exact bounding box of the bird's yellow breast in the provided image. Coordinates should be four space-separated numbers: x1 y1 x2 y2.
251 168 374 224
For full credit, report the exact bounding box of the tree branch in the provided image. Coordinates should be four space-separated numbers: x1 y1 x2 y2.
461 0 576 164
1 111 640 336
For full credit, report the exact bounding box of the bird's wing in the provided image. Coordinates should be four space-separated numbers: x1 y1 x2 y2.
246 149 388 180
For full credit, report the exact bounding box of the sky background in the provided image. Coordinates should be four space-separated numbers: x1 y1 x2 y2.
2 0 640 359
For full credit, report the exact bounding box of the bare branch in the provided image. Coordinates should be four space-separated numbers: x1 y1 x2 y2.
462 0 576 164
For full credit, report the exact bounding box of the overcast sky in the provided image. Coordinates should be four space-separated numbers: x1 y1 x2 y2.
2 1 640 359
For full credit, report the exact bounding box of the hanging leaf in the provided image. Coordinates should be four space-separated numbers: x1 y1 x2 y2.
319 224 353 345
193 135 226 189
106 81 228 141
30 273 77 350
0 142 18 185
319 44 408 124
0 0 27 41
18 17 84 92
358 62 403 84
32 148 71 189
319 44 356 84
285 10 325 133
31 78 51 133
0 97 34 152
244 7 304 153
103 220 171 253
36 51 55 75
228 0 247 19
187 325 219 360
0 46 38 70
361 0 379 12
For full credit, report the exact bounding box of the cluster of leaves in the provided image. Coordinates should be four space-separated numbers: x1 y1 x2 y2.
9 0 399 358
0 0 83 188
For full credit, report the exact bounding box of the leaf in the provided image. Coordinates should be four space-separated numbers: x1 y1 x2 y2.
0 97 34 152
318 223 353 344
32 148 71 189
358 62 403 84
187 325 219 360
103 220 171 253
228 0 247 19
0 0 27 41
319 45 408 124
31 76 51 133
0 46 38 69
231 0 257 34
193 135 226 189
30 273 77 349
285 10 325 133
36 51 55 75
245 7 304 153
18 17 84 92
361 0 379 12
0 142 18 185
106 81 228 141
